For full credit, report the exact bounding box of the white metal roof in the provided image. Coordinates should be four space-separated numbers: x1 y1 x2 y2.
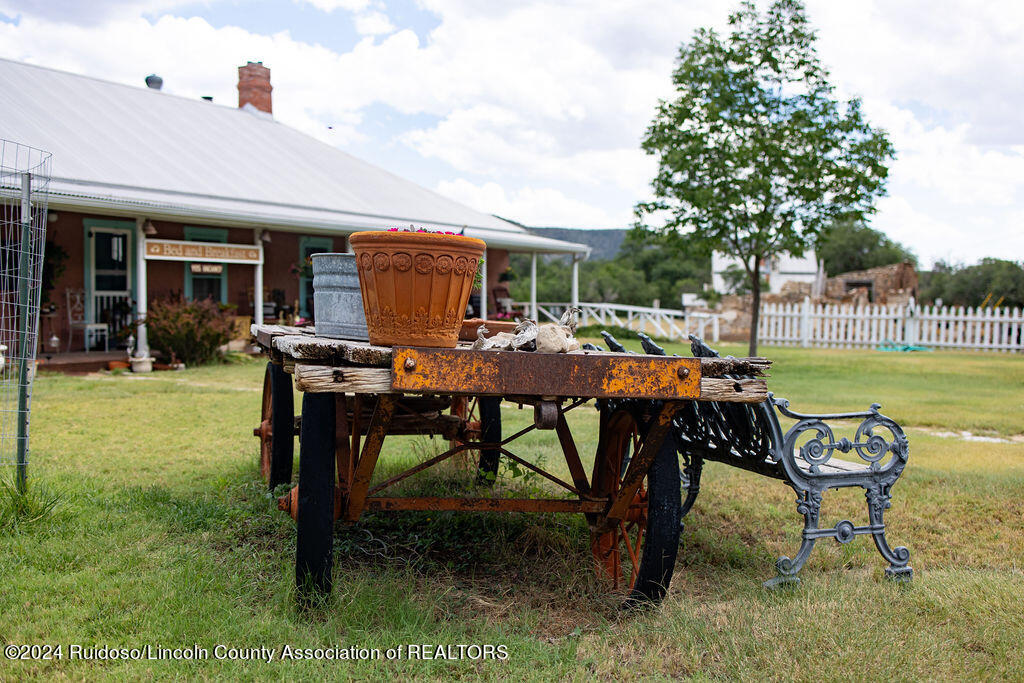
0 58 587 255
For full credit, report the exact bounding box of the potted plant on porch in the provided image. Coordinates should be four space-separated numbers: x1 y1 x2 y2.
349 228 485 348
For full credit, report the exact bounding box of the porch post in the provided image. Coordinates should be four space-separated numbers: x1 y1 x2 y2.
254 230 265 325
134 218 149 358
530 251 538 321
479 250 487 321
570 255 579 310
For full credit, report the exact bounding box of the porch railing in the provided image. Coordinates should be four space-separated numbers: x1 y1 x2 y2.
93 293 133 340
512 301 720 342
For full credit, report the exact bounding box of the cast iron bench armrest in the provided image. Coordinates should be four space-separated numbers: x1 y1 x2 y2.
770 394 909 475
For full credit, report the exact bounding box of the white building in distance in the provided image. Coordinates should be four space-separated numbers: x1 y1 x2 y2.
711 251 822 295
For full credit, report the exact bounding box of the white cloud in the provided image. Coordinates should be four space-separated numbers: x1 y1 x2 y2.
437 178 628 228
353 11 394 35
873 195 1024 267
294 0 370 12
0 1 1021 265
807 0 1024 146
0 0 195 25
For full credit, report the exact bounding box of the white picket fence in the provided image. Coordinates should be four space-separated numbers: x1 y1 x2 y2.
759 297 1024 352
513 301 721 342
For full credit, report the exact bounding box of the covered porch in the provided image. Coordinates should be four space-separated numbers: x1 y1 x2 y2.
69 214 589 360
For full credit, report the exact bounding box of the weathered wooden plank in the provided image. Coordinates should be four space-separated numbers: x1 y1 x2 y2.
274 335 393 367
294 364 393 393
697 378 768 403
252 324 303 350
699 357 772 377
392 347 703 400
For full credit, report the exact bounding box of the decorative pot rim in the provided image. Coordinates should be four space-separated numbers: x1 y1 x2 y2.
349 230 486 250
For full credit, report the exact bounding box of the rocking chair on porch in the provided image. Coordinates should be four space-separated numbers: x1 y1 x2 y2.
65 288 109 352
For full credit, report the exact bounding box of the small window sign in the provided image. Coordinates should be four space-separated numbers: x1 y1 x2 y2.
190 263 224 274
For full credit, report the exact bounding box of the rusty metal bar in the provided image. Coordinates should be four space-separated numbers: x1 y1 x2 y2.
555 412 591 496
497 447 590 498
492 397 587 446
498 422 538 446
598 401 680 532
392 347 701 399
364 497 607 514
280 487 609 519
366 442 475 496
350 394 362 473
366 401 589 497
344 396 396 522
335 395 353 499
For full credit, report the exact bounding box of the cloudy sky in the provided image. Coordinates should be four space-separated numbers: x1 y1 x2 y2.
1 0 1021 267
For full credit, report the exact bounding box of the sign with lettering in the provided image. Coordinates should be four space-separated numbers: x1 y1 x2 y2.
144 239 262 264
189 263 224 274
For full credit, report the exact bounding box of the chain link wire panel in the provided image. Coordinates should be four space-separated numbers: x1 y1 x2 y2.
0 140 51 490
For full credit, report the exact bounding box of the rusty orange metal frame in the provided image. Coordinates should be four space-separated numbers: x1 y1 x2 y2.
391 347 701 399
364 497 608 513
280 395 681 537
343 395 396 522
596 401 681 533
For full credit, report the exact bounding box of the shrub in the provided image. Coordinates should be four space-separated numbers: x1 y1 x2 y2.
144 296 235 366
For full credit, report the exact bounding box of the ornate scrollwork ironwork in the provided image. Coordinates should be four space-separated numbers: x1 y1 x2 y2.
778 400 908 474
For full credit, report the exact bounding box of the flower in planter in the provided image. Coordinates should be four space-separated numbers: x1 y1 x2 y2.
386 225 462 235
383 227 485 288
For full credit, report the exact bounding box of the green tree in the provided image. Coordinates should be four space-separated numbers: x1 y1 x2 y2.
920 259 1024 308
617 229 710 305
817 219 915 276
507 230 712 310
636 0 895 355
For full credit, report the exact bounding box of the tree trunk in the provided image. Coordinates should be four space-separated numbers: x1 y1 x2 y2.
748 258 761 357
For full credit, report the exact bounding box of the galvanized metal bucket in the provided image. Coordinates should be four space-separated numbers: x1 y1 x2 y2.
311 253 369 341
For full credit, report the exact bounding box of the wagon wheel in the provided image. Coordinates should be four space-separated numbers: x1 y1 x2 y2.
254 361 295 490
591 407 681 603
451 395 501 481
450 396 482 445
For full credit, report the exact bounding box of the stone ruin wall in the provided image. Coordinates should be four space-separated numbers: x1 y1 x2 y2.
707 262 919 341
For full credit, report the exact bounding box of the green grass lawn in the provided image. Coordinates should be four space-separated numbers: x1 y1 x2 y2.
1 343 1022 680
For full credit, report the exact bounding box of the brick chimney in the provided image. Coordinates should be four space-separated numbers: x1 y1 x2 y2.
237 61 272 115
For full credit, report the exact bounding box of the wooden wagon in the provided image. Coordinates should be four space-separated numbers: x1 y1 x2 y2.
252 324 770 605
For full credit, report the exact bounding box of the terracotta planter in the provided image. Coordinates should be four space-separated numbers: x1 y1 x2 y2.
349 231 486 347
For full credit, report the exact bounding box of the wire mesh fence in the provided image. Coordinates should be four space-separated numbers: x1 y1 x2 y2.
0 140 52 490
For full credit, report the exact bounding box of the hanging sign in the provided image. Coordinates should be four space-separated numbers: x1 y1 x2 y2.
144 239 261 264
189 263 224 274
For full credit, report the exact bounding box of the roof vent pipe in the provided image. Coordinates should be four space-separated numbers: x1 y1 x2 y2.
145 74 163 90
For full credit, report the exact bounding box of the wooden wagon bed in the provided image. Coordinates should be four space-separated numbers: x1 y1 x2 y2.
254 324 771 402
251 324 772 605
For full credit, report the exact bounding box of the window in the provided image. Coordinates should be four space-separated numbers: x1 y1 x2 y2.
184 227 228 303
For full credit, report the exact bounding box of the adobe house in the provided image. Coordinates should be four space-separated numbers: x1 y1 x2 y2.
825 262 918 304
0 58 587 356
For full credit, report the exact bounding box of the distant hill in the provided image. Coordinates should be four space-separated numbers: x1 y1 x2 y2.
520 226 629 261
